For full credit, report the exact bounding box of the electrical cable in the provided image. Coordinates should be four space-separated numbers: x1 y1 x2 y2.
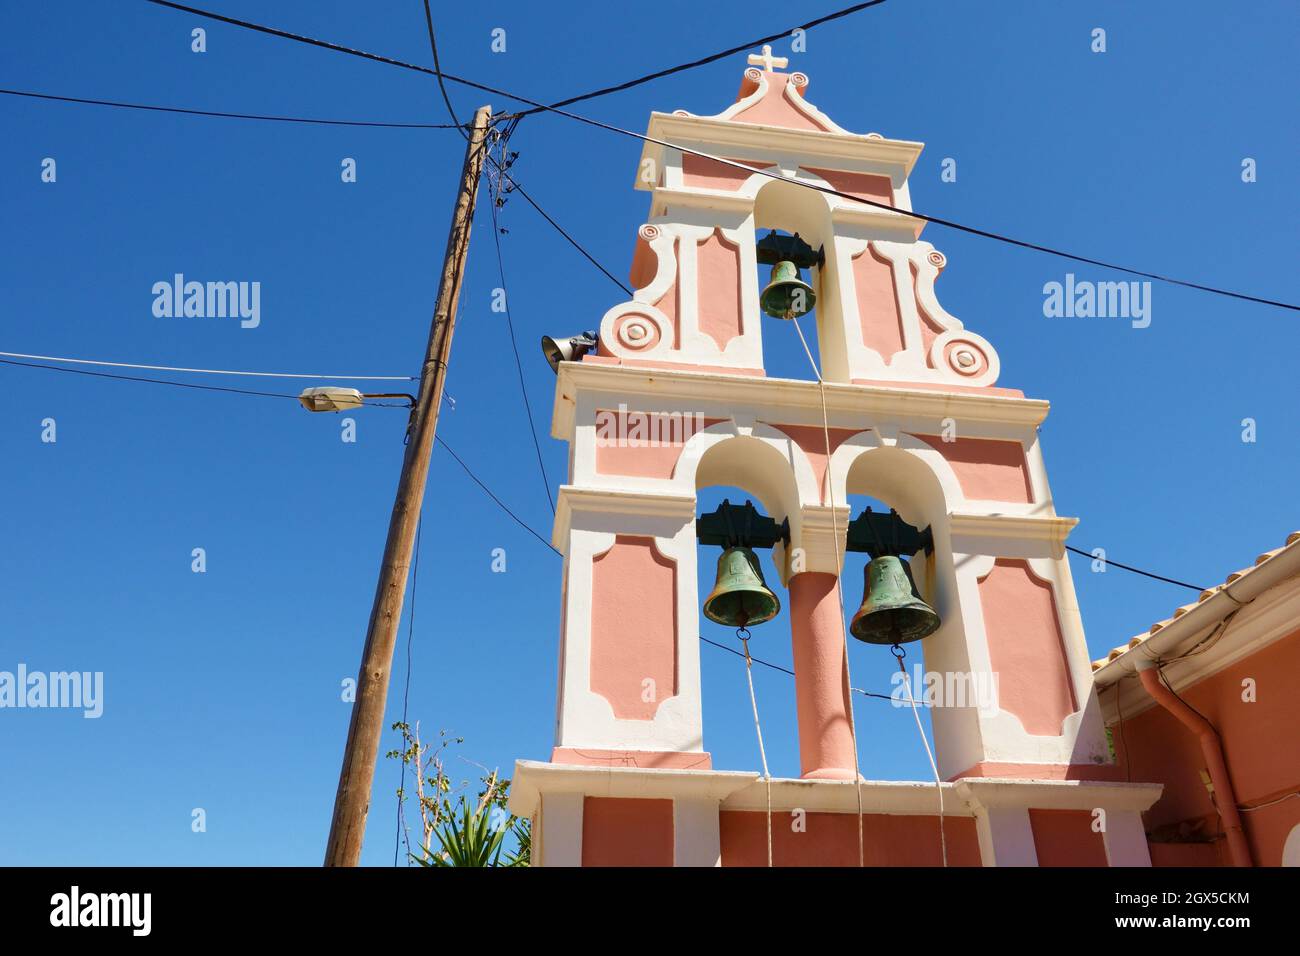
702 634 904 702
1158 658 1228 843
0 356 406 405
510 1 890 118
4 358 1222 693
8 333 1139 740
12 340 1220 863
1238 790 1300 813
141 0 886 121
138 0 1300 312
487 156 632 296
420 0 470 139
486 131 556 515
1065 544 1207 592
0 355 553 552
434 437 562 556
500 110 1300 313
1114 672 1133 783
0 87 462 129
0 350 414 381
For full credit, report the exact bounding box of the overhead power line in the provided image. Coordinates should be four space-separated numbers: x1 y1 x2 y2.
486 133 557 515
1065 544 1207 592
139 0 1300 313
7 0 885 133
1 356 555 548
699 635 897 702
7 352 1223 595
510 1 890 117
490 159 632 296
433 437 561 556
0 87 461 129
8 351 1220 673
0 351 414 381
0 357 409 405
142 0 886 120
420 0 470 139
492 107 1300 313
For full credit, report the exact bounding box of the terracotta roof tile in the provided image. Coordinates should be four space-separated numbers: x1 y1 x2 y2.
1090 530 1300 672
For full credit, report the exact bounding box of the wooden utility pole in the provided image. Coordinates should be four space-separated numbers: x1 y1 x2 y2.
325 104 493 867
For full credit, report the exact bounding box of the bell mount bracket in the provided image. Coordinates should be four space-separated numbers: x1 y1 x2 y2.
696 499 790 550
845 507 934 560
755 230 825 271
696 500 930 560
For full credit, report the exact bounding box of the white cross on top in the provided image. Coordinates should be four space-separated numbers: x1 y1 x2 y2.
747 45 788 72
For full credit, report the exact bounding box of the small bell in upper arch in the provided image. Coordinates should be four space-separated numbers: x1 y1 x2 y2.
759 260 816 319
755 230 822 320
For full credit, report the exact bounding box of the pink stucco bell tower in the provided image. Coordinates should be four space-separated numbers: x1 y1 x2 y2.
508 49 1163 867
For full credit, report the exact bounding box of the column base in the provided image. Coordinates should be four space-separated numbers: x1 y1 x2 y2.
802 767 861 781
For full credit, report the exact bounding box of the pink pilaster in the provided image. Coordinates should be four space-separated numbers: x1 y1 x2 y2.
788 572 857 779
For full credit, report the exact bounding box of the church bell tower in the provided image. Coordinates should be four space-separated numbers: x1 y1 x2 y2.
508 48 1162 868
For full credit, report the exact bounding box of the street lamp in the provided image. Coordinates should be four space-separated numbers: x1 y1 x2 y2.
298 387 415 412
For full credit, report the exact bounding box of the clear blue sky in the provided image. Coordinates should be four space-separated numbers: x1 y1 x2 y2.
2 1 1296 865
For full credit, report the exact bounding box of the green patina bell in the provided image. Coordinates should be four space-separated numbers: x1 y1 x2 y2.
849 555 941 645
759 260 816 319
702 546 780 627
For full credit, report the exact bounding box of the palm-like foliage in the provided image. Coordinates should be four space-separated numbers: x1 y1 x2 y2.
390 723 532 867
501 814 531 868
415 798 508 867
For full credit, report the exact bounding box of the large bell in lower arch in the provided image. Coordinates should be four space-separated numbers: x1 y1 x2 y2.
702 546 781 628
849 555 941 645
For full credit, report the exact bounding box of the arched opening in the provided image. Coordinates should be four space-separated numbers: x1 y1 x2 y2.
840 443 950 646
838 443 975 781
838 487 946 782
691 435 803 776
752 177 833 381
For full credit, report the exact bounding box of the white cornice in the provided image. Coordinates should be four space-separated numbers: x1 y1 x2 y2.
956 778 1163 813
552 362 1050 439
948 513 1079 545
829 203 928 240
724 778 969 816
508 760 1165 817
638 112 925 190
649 185 756 215
647 182 927 241
553 485 697 549
508 760 758 815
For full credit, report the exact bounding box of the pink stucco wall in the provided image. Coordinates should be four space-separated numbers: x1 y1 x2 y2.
590 536 678 720
720 810 981 866
1112 629 1300 867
